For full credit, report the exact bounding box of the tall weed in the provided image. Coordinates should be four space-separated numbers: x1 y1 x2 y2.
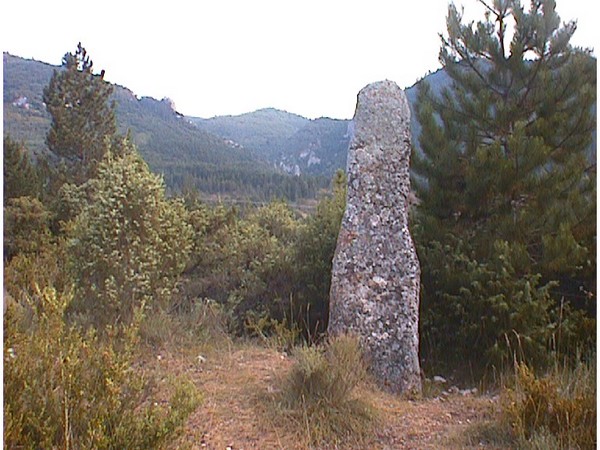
502 357 596 449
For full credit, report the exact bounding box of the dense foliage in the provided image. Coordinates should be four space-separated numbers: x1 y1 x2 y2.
182 171 346 338
3 135 41 201
67 141 193 328
412 0 596 373
293 170 347 337
4 287 200 449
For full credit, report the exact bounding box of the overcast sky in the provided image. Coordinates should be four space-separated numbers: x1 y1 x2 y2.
2 0 597 119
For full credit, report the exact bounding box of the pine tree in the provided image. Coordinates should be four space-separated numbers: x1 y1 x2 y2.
43 43 117 183
413 0 596 370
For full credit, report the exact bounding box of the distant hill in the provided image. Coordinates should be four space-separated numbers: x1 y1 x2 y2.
3 53 327 201
191 110 352 177
5 51 593 198
277 118 352 176
187 73 453 178
190 108 309 158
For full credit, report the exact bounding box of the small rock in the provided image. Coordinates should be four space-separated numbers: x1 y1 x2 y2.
197 355 206 363
433 375 447 384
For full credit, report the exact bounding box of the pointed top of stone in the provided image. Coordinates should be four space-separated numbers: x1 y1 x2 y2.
352 80 411 149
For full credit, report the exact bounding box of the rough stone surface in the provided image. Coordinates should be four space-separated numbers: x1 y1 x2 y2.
328 80 421 394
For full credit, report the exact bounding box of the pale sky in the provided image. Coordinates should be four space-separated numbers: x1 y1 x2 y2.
2 0 597 119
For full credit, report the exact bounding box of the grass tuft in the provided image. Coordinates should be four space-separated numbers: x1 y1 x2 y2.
272 334 378 447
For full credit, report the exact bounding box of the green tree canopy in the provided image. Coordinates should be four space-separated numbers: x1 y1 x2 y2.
412 0 596 371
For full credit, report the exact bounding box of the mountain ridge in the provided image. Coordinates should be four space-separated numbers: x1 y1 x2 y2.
3 52 328 201
5 51 594 197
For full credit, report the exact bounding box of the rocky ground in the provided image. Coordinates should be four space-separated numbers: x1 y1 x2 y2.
139 341 509 450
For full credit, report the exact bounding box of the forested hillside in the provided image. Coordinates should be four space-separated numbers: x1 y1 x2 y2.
190 109 352 177
187 70 459 178
189 108 310 158
3 53 327 201
5 52 594 196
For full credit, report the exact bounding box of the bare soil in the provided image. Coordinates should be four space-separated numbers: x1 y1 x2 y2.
141 343 507 450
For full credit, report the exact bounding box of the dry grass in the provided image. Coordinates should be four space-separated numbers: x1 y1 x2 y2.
147 336 500 450
501 359 596 449
139 300 232 352
269 335 378 448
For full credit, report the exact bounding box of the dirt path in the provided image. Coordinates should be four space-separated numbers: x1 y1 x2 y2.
146 344 504 450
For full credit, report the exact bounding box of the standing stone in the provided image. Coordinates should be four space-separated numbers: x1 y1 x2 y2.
328 80 421 394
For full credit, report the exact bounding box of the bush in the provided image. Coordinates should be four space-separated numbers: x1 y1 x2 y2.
292 170 346 338
3 196 52 260
417 236 591 376
3 286 200 449
275 335 376 446
184 201 298 333
67 143 193 328
502 359 596 449
4 239 72 301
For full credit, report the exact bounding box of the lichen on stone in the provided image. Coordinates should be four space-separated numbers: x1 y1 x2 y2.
328 80 422 395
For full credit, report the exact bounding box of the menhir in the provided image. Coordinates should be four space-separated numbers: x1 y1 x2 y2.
328 80 421 394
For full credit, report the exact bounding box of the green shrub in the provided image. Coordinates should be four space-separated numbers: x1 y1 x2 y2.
275 335 377 446
292 170 346 338
244 313 302 352
184 201 298 333
3 196 52 260
502 359 596 449
417 236 592 376
67 143 193 328
4 239 72 301
183 173 346 341
4 286 200 449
